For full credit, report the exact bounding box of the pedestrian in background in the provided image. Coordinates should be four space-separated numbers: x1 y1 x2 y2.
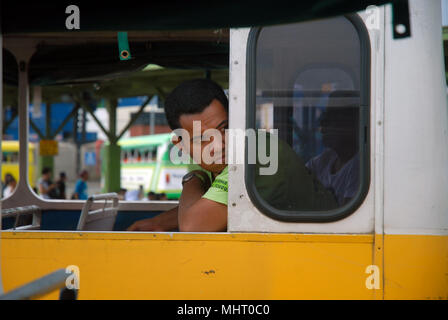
54 172 67 199
2 173 14 197
3 174 17 198
72 169 89 200
38 167 57 199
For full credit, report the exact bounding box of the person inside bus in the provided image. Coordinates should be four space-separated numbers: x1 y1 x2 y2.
305 101 360 206
38 167 58 200
127 79 336 232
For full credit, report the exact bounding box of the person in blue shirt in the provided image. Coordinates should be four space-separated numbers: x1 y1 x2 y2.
73 170 89 200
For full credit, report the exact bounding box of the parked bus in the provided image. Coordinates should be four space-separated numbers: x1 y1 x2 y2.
101 133 190 199
1 141 37 194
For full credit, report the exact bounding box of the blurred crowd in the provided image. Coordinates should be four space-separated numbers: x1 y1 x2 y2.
118 185 168 201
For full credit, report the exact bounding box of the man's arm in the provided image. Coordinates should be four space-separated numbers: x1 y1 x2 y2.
127 171 227 232
126 206 179 231
178 175 227 232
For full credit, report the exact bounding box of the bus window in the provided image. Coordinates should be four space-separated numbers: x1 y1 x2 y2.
121 150 128 163
141 148 157 163
2 151 19 163
149 148 157 162
246 14 370 222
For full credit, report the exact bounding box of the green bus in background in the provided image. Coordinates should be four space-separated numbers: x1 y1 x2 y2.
101 133 190 200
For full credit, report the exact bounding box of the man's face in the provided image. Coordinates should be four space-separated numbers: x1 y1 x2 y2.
320 112 358 151
177 99 228 174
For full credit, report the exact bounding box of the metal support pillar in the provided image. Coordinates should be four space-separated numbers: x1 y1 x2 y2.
116 95 151 141
103 99 121 192
150 111 155 135
4 41 37 194
75 107 85 176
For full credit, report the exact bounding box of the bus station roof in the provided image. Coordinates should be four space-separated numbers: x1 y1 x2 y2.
1 0 409 107
2 66 229 107
2 1 405 87
2 1 401 34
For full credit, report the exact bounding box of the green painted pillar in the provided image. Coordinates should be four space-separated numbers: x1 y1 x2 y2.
102 143 121 192
102 99 121 192
38 156 54 178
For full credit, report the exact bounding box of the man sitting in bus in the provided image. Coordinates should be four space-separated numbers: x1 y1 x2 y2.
127 79 336 232
305 98 360 206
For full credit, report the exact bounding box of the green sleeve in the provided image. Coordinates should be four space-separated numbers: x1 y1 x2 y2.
202 166 228 205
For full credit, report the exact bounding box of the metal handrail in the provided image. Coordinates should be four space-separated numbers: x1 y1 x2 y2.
1 205 41 230
87 193 120 202
0 269 72 300
76 193 119 231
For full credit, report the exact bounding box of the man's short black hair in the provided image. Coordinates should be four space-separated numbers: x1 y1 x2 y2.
42 167 51 175
164 79 228 130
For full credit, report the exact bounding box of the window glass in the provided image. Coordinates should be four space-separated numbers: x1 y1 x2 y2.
248 15 369 221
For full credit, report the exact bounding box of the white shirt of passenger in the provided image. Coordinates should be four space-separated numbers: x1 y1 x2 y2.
306 148 359 205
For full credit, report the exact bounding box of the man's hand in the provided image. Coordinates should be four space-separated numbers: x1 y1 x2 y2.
126 218 159 231
126 206 178 232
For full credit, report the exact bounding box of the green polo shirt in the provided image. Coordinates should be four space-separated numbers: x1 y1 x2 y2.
202 166 228 205
253 133 337 211
201 132 337 210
